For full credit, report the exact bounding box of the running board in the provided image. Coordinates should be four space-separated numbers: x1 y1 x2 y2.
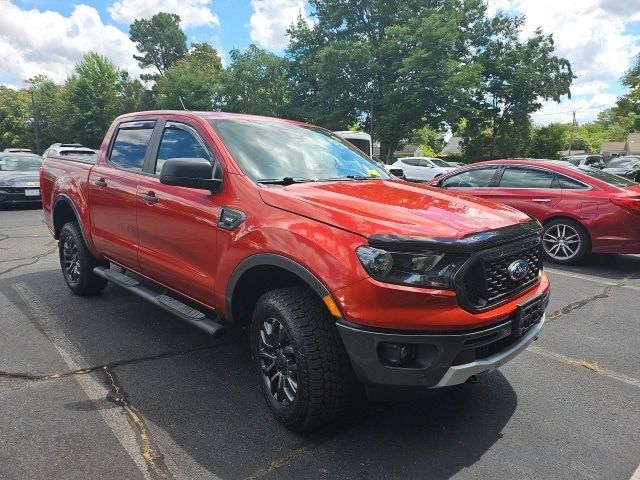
93 267 223 337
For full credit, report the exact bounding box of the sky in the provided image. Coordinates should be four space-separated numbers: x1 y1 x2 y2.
1 0 639 126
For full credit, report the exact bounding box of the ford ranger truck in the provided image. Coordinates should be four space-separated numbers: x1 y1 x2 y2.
41 111 550 432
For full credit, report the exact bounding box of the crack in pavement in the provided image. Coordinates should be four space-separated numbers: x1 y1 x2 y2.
545 274 637 323
0 245 57 275
0 344 228 383
103 365 175 480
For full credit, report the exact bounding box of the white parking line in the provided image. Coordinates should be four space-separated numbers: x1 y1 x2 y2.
630 464 640 480
528 345 640 390
544 268 618 285
12 283 220 480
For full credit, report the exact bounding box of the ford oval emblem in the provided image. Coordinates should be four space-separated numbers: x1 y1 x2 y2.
507 260 529 282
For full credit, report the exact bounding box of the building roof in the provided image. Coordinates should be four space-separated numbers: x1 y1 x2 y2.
439 136 463 156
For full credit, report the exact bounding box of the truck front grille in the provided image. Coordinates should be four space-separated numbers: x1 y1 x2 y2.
455 236 542 311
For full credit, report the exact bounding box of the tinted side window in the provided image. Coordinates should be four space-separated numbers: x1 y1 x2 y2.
418 159 433 167
155 126 210 175
498 167 555 188
557 174 588 189
441 167 498 188
110 125 154 171
401 158 419 166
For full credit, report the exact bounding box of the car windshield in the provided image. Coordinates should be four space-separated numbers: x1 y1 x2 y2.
577 166 638 187
0 154 43 171
210 119 389 182
607 157 640 169
429 158 450 167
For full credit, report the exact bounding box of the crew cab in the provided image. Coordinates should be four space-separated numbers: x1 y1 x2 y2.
41 111 550 432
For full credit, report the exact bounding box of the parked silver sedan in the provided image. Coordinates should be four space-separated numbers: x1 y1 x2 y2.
0 153 43 204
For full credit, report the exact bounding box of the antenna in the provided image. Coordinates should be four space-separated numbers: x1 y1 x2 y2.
178 96 187 110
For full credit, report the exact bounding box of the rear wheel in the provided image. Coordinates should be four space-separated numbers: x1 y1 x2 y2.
59 222 108 296
250 286 354 432
541 218 590 265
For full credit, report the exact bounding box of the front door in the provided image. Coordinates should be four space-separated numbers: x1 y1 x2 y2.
136 121 220 305
89 121 156 270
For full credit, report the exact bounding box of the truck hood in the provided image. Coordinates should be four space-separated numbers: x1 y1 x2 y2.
258 180 531 240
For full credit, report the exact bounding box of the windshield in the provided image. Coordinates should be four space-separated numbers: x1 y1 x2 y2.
607 157 640 169
0 154 43 171
578 166 638 187
429 158 450 167
210 119 389 182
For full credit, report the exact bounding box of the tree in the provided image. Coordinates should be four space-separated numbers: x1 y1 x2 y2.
129 12 187 81
462 26 574 160
530 123 569 158
156 43 223 110
286 1 527 161
217 44 290 117
63 52 122 147
0 86 31 151
26 75 68 152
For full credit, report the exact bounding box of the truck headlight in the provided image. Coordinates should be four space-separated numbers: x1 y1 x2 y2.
356 246 466 289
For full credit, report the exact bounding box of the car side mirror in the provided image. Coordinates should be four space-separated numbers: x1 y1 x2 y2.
160 157 222 193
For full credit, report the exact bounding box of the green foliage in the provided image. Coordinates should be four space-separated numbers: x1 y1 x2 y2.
0 86 31 151
216 45 290 117
156 43 223 110
63 52 123 147
409 126 445 157
530 123 569 158
129 12 188 80
462 25 574 160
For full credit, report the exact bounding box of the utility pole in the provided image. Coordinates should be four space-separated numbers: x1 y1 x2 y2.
369 81 374 158
567 110 576 156
30 89 41 154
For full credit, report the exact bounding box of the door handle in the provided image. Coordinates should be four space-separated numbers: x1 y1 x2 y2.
532 198 552 203
139 192 158 204
94 178 107 187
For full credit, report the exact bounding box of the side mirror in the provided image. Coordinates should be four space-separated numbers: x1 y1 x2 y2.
160 157 222 193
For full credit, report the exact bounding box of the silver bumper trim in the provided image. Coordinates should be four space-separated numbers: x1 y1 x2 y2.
433 313 545 387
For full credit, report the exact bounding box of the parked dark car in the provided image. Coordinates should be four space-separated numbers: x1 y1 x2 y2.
0 152 43 204
603 156 640 182
559 154 605 169
431 159 640 264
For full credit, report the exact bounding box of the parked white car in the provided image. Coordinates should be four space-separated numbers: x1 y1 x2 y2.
386 157 455 181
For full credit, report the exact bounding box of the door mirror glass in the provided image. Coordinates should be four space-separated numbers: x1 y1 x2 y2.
160 158 221 192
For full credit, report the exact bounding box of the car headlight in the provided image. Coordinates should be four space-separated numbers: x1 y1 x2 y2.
356 246 466 289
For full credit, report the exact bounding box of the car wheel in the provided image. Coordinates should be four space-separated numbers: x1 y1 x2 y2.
541 218 590 265
250 286 354 432
59 222 108 296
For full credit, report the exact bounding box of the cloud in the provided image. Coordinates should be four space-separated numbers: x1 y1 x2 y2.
108 0 220 29
0 1 141 85
531 93 619 125
249 0 308 50
487 0 640 123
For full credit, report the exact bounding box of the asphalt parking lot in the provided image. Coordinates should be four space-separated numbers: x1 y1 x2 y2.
1 206 639 480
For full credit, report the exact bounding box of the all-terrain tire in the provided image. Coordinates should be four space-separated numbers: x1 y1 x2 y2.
58 222 108 296
250 286 354 432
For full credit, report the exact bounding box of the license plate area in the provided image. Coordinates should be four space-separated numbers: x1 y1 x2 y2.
24 189 40 197
513 292 548 337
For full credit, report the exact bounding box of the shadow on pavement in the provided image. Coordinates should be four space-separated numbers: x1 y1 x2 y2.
5 269 518 480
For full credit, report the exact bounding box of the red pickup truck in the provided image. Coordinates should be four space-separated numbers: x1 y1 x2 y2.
41 111 549 431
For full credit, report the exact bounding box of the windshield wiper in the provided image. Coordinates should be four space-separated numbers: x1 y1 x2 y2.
318 175 382 182
256 177 316 185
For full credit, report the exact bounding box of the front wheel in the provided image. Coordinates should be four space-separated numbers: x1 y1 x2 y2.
58 222 108 296
250 287 354 432
541 218 590 265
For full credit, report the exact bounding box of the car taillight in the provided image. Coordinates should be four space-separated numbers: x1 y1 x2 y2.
611 197 640 214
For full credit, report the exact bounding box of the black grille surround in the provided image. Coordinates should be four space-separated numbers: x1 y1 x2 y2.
453 234 542 312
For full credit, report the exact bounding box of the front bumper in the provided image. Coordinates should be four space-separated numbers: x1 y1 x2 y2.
0 188 41 204
337 293 547 388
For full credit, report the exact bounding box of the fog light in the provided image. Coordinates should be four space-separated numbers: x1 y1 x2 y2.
380 343 416 366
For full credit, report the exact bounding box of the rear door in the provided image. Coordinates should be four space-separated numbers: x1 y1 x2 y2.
136 120 221 305
489 166 562 221
89 121 155 270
